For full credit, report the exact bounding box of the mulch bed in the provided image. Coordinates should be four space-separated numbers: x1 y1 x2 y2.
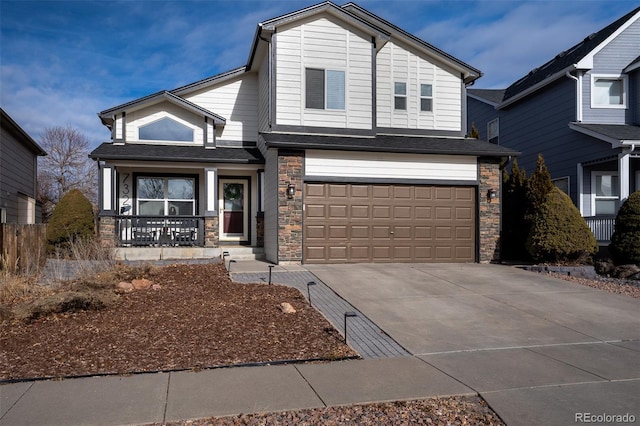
0 263 356 381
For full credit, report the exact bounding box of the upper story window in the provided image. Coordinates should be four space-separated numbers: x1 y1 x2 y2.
487 118 499 144
591 74 627 109
394 82 407 110
139 117 194 142
420 84 433 112
305 68 345 110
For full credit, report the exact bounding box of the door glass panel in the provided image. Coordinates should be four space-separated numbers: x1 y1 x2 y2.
223 183 244 235
595 175 618 197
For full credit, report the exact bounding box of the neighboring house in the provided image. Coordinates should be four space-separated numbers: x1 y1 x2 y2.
0 108 47 224
468 7 640 243
91 1 517 264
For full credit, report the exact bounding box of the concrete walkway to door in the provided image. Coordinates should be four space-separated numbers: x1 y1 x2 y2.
306 263 640 426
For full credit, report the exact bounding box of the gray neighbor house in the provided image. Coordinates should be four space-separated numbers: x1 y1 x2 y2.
0 108 47 224
468 6 640 244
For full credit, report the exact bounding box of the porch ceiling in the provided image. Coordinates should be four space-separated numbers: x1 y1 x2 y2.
89 143 264 164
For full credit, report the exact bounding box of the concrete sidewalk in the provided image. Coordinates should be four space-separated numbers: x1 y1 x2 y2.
1 357 473 425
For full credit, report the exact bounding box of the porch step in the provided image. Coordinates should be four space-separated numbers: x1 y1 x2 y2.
220 246 265 261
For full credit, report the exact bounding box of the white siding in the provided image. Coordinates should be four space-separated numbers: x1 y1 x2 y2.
115 114 123 139
376 40 461 131
305 150 477 181
126 102 203 144
258 51 270 132
275 16 372 129
184 74 259 143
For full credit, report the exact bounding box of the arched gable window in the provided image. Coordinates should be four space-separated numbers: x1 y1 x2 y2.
139 117 194 142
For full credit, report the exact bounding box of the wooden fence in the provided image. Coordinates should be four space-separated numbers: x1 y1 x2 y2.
0 224 47 274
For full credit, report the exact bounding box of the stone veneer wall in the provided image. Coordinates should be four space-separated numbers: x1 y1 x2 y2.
277 150 304 262
97 215 116 248
478 158 501 263
204 216 219 248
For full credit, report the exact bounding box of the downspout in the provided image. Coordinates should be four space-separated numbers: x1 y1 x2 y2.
565 70 582 122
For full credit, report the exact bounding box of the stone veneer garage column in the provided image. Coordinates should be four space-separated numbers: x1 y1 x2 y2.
277 150 304 262
98 215 116 248
204 216 219 247
478 158 501 263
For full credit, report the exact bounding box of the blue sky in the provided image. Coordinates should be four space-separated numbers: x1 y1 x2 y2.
1 0 637 147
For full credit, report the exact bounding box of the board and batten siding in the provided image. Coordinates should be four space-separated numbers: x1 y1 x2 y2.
581 19 640 125
184 74 259 143
376 40 462 132
258 52 270 133
126 102 204 144
274 16 373 130
305 150 477 181
0 129 38 223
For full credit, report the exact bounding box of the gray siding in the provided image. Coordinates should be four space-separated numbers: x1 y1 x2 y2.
263 148 279 263
582 19 640 124
0 126 38 223
631 69 640 125
466 97 499 141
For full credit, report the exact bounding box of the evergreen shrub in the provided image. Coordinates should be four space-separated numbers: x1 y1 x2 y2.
609 191 640 265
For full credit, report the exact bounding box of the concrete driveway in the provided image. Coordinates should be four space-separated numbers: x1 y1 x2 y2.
306 263 640 426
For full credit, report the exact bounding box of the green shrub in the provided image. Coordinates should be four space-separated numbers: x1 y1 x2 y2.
526 154 554 218
46 189 95 253
526 187 597 263
609 191 640 265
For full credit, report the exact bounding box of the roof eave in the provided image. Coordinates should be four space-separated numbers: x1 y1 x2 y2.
567 122 640 148
467 92 500 108
498 65 577 109
0 109 47 156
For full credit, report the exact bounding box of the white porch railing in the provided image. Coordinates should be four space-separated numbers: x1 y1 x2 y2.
584 216 616 243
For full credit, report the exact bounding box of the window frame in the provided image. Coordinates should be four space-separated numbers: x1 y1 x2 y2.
135 175 197 216
552 176 570 195
487 118 499 144
305 67 346 111
419 83 433 112
591 171 619 216
394 81 407 111
591 74 628 109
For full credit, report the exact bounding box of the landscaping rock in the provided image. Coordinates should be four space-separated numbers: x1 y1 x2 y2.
278 302 296 314
152 284 162 290
131 278 153 289
614 264 640 280
117 281 134 291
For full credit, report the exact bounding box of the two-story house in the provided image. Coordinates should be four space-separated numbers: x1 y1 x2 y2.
468 7 640 243
91 1 517 264
0 108 47 224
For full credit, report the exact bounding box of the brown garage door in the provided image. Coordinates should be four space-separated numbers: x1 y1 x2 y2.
303 183 476 263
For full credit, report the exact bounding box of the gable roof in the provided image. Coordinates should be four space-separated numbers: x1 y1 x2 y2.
500 7 640 107
98 91 226 128
0 108 47 156
467 89 505 107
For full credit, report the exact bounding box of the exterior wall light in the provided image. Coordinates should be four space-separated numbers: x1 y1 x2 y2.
287 183 295 199
487 188 498 202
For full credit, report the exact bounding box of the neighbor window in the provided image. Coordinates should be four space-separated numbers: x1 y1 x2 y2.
394 82 407 110
137 177 195 216
139 117 194 142
305 68 345 110
592 75 627 108
487 118 499 144
552 177 570 195
420 84 433 112
592 172 619 215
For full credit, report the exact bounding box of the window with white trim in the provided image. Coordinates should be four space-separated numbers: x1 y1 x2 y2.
592 172 619 215
552 177 570 195
591 74 627 108
137 177 195 216
420 84 432 112
487 118 499 144
305 68 345 110
394 82 407 110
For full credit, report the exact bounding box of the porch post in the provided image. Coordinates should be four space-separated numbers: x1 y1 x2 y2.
99 164 115 214
619 153 630 202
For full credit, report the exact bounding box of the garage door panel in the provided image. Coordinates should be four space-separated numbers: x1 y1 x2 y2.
304 183 475 263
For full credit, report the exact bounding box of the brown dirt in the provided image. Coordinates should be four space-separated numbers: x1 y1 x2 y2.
0 263 356 381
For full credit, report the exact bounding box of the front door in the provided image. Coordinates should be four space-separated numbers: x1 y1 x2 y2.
219 178 249 242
